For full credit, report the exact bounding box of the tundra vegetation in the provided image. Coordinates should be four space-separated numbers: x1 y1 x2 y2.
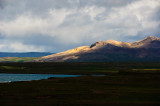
0 62 160 105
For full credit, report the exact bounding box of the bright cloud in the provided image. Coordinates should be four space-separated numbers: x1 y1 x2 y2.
0 42 45 52
0 0 159 52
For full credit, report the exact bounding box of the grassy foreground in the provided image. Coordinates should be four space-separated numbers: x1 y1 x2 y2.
0 74 160 105
0 62 160 105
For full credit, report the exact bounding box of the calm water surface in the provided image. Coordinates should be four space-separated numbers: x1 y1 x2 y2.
0 73 81 83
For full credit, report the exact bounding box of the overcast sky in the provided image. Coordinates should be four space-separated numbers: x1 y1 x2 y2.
0 0 160 52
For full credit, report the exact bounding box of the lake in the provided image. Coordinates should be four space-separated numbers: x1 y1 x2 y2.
0 73 105 83
0 73 81 83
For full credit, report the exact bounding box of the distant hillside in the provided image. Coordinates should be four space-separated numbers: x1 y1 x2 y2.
0 57 38 62
0 52 53 58
35 36 160 62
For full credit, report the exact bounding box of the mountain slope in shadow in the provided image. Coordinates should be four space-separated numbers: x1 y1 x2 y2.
36 36 160 62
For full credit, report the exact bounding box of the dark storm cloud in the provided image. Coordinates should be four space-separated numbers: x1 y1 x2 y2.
77 0 138 7
149 7 160 21
0 0 5 8
0 0 138 19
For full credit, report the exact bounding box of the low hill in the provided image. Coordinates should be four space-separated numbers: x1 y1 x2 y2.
0 52 53 58
0 57 38 62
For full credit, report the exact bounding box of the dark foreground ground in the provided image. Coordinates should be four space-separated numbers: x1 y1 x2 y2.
0 62 160 105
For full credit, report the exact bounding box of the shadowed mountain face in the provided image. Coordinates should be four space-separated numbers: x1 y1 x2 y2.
36 36 160 62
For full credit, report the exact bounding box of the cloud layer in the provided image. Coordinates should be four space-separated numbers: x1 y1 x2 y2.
0 0 160 52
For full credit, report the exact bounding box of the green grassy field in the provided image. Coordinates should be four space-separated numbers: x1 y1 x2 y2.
0 62 120 74
0 62 160 74
0 62 160 105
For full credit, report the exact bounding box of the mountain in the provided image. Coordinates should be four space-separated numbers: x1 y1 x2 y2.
0 52 53 58
35 36 160 62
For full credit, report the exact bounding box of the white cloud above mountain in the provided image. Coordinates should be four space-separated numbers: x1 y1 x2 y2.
0 0 159 52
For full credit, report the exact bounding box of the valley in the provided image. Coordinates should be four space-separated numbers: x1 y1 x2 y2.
0 36 160 105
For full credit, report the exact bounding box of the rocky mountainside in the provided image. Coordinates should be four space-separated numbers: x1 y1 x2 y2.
35 36 160 62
